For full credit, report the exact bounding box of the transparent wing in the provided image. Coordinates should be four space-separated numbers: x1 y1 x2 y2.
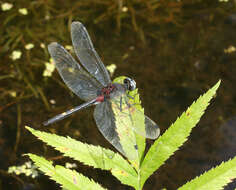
48 42 102 101
144 115 160 139
93 101 126 157
71 21 111 86
112 94 160 140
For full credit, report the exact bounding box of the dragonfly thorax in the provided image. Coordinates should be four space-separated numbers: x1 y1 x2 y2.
101 84 116 96
96 84 117 101
96 82 128 102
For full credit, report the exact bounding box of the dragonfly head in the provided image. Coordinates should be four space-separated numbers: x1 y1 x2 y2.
124 77 136 91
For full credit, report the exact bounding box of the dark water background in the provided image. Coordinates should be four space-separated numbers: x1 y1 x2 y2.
0 0 236 189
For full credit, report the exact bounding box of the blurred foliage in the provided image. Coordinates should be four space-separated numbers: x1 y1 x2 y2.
1 0 229 108
0 0 183 110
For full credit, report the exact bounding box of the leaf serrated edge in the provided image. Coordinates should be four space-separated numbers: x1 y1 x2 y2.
179 156 236 190
26 153 107 190
25 126 139 188
140 80 221 187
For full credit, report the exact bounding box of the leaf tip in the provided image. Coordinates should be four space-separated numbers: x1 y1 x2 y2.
216 79 221 88
25 126 33 132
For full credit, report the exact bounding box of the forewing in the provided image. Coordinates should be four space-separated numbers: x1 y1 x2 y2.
48 42 102 101
71 21 111 86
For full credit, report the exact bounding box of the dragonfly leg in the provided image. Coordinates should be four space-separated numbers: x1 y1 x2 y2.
119 96 122 111
127 94 134 100
127 90 139 100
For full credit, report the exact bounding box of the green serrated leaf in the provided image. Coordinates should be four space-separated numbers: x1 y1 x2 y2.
179 156 236 190
112 76 146 166
140 80 221 188
25 126 138 188
26 154 106 190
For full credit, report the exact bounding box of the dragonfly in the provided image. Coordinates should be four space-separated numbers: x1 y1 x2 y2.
43 21 160 159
